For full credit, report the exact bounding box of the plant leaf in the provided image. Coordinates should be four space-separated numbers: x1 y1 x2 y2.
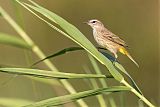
114 62 143 95
24 86 130 107
0 98 33 107
0 68 113 79
31 47 115 67
31 47 84 66
0 33 32 49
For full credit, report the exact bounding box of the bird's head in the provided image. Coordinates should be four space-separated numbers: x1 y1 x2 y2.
85 19 104 29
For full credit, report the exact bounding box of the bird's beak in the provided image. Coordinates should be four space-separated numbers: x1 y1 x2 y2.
83 21 89 24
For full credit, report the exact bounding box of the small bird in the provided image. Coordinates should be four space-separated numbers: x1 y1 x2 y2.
86 19 139 67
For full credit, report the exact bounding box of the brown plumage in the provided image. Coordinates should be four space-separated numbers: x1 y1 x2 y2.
86 19 139 67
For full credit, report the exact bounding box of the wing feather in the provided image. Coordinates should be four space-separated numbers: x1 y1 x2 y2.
101 29 128 47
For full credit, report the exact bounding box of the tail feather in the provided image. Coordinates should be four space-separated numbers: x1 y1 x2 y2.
126 53 139 67
119 47 139 67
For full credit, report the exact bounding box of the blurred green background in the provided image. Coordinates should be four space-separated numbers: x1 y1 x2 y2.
0 0 159 106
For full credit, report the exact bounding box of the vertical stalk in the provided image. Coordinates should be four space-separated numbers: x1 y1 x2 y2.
88 54 116 107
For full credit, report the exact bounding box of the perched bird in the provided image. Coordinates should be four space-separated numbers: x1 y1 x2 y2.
86 19 139 67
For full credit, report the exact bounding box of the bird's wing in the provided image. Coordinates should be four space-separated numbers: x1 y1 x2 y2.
102 30 128 47
108 34 128 47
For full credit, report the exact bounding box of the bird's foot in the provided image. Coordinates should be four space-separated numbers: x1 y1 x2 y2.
113 58 117 66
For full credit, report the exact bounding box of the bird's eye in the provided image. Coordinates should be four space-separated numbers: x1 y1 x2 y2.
92 21 96 23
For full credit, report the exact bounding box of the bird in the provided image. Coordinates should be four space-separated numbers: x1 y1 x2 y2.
85 19 139 67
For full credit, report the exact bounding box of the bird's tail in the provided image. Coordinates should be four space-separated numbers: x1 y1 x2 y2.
119 47 139 67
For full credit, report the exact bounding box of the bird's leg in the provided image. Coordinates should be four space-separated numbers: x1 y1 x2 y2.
95 46 99 51
97 48 100 51
113 53 118 65
114 54 118 61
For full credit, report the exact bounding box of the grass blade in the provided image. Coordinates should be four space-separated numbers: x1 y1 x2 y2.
31 47 115 67
0 98 33 107
114 62 143 95
0 68 113 79
0 32 32 49
24 86 130 107
31 47 84 66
